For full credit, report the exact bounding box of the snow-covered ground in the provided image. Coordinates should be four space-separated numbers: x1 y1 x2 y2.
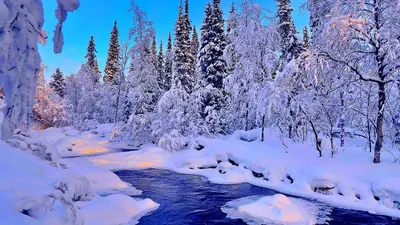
0 123 158 225
6 122 400 224
54 124 400 219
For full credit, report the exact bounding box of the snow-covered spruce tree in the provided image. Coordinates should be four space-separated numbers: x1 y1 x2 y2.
224 0 279 132
157 41 166 92
64 74 79 114
0 0 78 140
151 2 198 151
49 68 66 98
126 1 159 144
306 0 334 42
225 3 238 78
196 0 227 135
173 2 195 94
104 21 120 83
164 33 174 91
151 35 158 70
85 36 101 76
75 64 102 124
302 27 310 49
34 69 71 128
275 0 303 67
275 0 305 139
191 26 199 81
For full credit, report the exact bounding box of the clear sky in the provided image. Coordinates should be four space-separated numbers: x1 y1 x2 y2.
39 0 308 79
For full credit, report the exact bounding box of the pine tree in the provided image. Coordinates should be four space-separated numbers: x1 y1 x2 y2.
191 26 199 74
151 35 158 70
196 0 227 134
123 89 132 123
173 2 195 94
104 21 120 83
225 3 238 76
276 0 303 65
184 0 192 32
164 33 173 91
303 26 310 49
85 36 101 76
49 68 66 98
227 3 236 34
157 41 166 91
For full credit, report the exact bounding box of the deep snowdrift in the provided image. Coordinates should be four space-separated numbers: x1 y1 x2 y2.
0 126 158 225
62 125 400 218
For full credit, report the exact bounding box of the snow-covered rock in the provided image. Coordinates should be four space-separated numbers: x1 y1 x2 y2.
222 194 332 225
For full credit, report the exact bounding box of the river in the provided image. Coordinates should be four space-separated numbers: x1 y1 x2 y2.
115 169 398 225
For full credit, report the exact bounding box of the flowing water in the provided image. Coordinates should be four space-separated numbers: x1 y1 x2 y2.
115 169 399 225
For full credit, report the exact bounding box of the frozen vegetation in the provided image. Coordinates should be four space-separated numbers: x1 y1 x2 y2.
1 0 400 224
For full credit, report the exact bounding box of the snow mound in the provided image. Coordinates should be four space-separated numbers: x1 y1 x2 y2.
79 195 159 225
222 194 332 225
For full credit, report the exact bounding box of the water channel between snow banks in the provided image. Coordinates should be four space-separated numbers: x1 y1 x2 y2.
115 169 399 225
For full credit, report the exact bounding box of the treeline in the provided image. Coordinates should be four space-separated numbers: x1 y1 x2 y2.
36 0 400 163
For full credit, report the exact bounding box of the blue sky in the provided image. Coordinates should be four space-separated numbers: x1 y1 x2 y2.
40 0 308 79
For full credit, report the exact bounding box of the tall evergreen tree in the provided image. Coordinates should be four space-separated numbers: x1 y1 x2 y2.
173 3 195 94
151 35 158 69
104 21 120 83
197 0 227 134
164 33 173 91
276 0 303 65
276 0 305 139
225 3 238 76
49 68 66 98
191 26 199 64
85 36 101 75
303 26 310 49
157 41 166 91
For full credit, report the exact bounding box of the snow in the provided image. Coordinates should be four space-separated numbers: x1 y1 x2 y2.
79 195 158 225
0 121 157 224
65 126 400 218
222 194 332 225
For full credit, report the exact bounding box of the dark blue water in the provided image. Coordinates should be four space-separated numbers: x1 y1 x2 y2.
115 169 399 225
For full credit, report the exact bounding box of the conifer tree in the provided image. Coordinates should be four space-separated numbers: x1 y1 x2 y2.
173 2 195 94
276 0 303 65
85 36 101 75
191 26 199 70
49 68 66 98
151 35 158 69
157 41 166 91
164 33 173 91
303 26 310 49
104 21 120 83
197 0 227 134
225 3 238 75
275 0 305 139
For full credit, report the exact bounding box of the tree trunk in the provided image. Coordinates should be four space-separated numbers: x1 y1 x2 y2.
114 84 121 124
340 92 345 147
309 119 322 157
373 83 385 163
245 103 249 131
367 86 373 153
261 115 265 142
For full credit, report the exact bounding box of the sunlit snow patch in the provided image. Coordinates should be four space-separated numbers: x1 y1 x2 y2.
221 194 332 225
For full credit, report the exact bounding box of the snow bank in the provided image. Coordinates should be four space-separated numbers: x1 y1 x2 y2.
0 124 158 224
222 194 332 225
78 126 400 218
79 195 159 225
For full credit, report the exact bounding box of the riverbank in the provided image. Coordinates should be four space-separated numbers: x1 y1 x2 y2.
52 124 400 219
0 126 158 225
